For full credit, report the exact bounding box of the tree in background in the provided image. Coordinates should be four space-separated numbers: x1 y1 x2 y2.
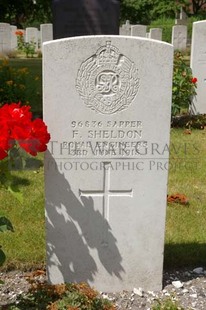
185 0 206 15
151 0 186 20
0 0 51 27
120 0 154 24
120 0 206 24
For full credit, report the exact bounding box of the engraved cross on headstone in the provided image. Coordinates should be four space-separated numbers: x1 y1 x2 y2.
79 162 133 221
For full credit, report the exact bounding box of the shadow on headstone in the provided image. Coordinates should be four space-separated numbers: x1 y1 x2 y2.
45 152 124 284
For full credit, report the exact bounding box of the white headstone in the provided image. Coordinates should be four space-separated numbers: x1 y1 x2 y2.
131 25 147 37
190 20 206 114
119 21 131 36
0 23 11 54
172 25 187 50
40 24 53 49
43 36 173 292
149 28 162 41
10 25 17 50
25 27 38 50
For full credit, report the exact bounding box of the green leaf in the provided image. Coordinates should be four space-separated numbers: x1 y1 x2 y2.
0 216 14 232
0 248 6 267
7 185 23 203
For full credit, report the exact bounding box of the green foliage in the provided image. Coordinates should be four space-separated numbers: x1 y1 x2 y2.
23 42 36 58
0 216 14 267
120 0 186 24
0 59 29 106
0 154 24 203
152 297 185 309
120 0 154 24
150 0 184 20
172 52 197 116
16 31 37 58
0 216 14 233
0 248 6 267
171 114 206 129
9 282 115 310
0 59 41 111
148 18 175 43
8 59 42 117
0 0 51 27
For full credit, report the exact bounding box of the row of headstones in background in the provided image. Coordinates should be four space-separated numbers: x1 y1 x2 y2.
0 23 53 54
119 21 188 50
119 22 162 41
119 20 206 115
0 21 189 54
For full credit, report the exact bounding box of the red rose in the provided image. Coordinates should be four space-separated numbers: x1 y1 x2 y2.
0 103 32 140
191 77 197 84
0 103 50 159
15 30 24 36
18 118 50 156
0 102 32 124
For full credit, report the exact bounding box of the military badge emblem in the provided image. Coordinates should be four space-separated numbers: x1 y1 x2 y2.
76 41 140 114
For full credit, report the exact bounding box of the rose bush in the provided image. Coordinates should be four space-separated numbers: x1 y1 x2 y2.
0 102 50 267
15 30 36 58
172 51 197 116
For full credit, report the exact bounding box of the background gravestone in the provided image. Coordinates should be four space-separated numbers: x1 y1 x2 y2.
40 24 53 49
119 20 131 36
25 27 39 51
10 25 17 51
0 23 11 54
51 0 120 39
131 25 147 37
172 25 187 50
190 20 206 114
43 35 173 292
149 28 162 41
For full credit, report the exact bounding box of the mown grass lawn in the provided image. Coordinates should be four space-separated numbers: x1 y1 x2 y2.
0 128 206 271
165 128 206 268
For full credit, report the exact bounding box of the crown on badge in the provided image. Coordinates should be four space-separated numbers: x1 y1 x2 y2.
97 41 120 66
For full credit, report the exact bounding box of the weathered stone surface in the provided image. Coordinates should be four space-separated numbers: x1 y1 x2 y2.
43 35 173 292
0 23 11 54
172 25 187 50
